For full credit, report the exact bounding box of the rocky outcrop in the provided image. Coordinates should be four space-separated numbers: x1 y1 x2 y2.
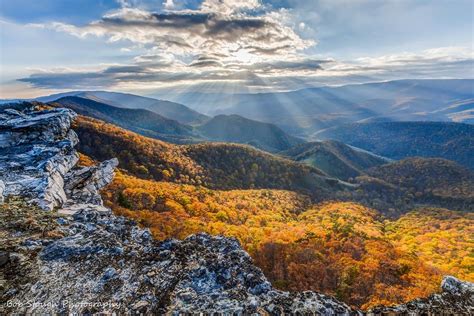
2 207 356 315
1 104 472 315
0 105 117 211
369 276 474 315
64 158 118 205
0 105 79 210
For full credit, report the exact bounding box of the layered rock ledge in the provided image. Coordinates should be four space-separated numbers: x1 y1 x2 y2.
0 104 472 315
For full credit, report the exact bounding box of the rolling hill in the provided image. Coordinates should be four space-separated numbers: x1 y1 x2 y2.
317 121 474 169
35 90 209 125
280 140 389 180
366 157 474 200
50 96 199 143
50 96 306 152
73 115 345 197
345 157 474 215
196 114 304 152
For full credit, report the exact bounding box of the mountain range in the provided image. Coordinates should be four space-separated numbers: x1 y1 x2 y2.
317 121 474 169
51 96 198 144
70 110 474 214
46 95 305 152
2 79 472 168
35 90 208 125
161 79 474 136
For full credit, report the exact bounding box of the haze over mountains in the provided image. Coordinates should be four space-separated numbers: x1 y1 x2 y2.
50 96 198 144
48 96 303 152
36 90 208 125
162 79 474 136
3 78 472 167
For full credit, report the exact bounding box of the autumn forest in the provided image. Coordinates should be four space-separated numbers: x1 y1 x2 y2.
73 113 473 310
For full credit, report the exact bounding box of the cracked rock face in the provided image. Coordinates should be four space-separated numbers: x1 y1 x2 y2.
1 104 472 315
64 158 119 206
0 104 117 211
0 105 79 210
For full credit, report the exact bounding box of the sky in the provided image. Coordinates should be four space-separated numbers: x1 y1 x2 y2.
0 0 473 98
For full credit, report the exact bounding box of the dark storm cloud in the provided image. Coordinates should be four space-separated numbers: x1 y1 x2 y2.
204 18 267 35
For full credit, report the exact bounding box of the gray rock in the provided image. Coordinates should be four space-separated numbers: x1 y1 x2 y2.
8 206 356 315
0 106 78 210
0 179 4 204
64 158 119 205
442 275 474 297
368 276 473 315
0 251 9 267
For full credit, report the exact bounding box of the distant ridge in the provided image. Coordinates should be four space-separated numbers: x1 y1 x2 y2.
33 90 209 125
317 121 474 169
166 79 474 135
51 96 199 144
196 114 304 152
281 140 388 180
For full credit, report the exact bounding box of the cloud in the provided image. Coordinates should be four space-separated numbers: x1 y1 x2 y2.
15 1 473 94
163 0 175 10
201 0 261 14
18 45 473 93
37 2 313 61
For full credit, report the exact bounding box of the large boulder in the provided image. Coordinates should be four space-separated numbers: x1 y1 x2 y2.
0 105 117 211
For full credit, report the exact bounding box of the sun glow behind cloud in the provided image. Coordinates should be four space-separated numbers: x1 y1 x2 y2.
1 0 473 97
